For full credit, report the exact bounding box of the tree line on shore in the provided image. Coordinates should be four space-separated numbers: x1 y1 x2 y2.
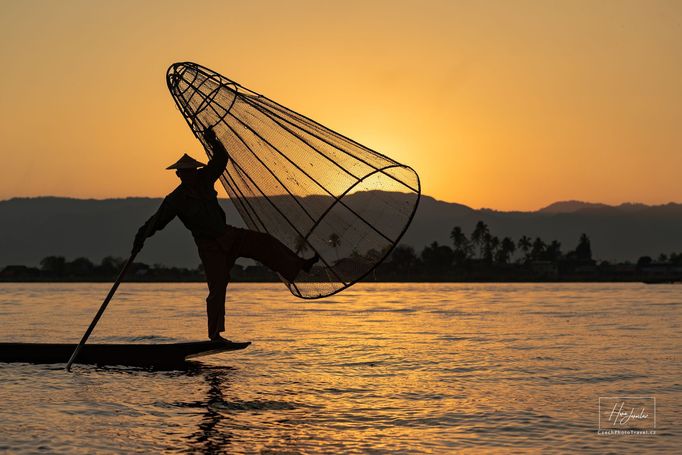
2 220 681 282
377 221 681 281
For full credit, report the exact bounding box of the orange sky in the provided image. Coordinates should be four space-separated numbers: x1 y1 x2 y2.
0 0 680 210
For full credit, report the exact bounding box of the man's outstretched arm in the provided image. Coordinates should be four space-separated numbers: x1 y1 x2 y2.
201 128 229 182
132 197 177 254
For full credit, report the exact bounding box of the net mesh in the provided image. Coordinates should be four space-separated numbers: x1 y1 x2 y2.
166 62 420 299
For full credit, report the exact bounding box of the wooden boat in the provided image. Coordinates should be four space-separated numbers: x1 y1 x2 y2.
0 340 251 368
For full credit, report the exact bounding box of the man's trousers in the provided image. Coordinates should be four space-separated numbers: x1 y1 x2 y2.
195 226 303 338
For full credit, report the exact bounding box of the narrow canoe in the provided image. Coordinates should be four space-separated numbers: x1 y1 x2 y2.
0 341 251 367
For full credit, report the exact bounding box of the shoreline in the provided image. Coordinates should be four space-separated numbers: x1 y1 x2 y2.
1 278 679 284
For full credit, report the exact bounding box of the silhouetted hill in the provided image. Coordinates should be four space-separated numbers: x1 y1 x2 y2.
1 195 681 268
539 200 656 214
539 200 611 213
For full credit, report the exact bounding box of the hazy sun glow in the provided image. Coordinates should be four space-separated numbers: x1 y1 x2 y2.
1 0 680 210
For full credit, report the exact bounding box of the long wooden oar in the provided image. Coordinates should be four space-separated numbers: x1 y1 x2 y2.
66 253 137 371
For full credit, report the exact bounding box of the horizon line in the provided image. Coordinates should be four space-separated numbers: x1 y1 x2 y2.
2 194 681 213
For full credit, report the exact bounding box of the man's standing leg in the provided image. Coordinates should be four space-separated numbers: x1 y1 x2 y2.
196 238 232 339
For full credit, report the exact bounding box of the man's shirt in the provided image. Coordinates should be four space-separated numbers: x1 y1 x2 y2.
139 144 229 240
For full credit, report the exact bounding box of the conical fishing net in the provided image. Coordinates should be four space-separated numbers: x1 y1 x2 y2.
166 62 420 299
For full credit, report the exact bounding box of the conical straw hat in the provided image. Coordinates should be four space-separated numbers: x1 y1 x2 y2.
166 153 206 170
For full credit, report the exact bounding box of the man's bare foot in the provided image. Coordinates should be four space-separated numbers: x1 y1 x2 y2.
210 335 233 343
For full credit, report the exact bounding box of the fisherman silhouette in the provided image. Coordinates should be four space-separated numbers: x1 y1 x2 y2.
132 128 319 342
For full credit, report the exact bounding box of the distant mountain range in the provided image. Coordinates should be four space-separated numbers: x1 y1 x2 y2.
1 195 681 268
537 200 652 214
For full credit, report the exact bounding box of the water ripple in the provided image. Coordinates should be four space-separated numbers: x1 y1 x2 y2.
0 282 679 453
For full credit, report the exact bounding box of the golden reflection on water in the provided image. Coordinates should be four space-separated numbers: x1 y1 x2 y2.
0 283 680 453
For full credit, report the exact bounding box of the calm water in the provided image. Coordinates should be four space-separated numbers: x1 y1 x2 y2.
0 283 680 453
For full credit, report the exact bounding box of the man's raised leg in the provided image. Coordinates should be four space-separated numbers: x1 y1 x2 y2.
235 228 306 282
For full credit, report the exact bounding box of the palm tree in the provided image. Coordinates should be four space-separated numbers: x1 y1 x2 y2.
450 226 465 248
518 236 531 262
471 221 489 259
546 240 562 262
496 237 516 264
328 233 341 261
531 237 546 261
295 234 310 254
483 233 499 263
575 233 592 262
450 226 472 263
